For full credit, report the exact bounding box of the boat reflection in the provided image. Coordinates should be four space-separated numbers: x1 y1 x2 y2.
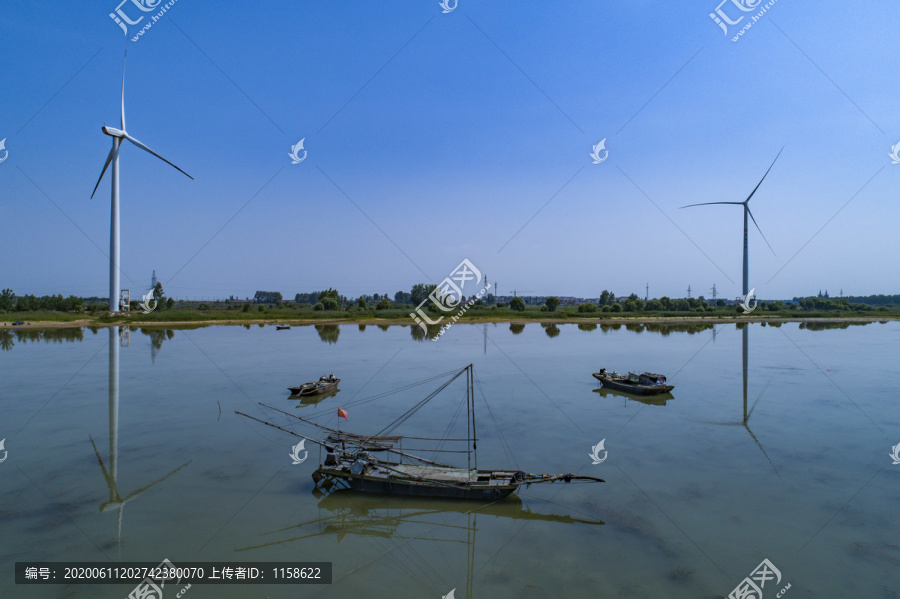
291 386 340 407
89 326 191 558
591 387 674 406
235 489 604 553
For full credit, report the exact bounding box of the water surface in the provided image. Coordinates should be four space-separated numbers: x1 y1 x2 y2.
1 321 898 598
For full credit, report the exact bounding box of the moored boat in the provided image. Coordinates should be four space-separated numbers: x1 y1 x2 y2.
592 369 674 395
288 375 339 396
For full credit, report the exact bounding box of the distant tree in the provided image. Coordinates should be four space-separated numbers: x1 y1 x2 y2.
0 289 14 311
509 297 525 312
153 282 167 309
254 291 283 304
318 288 340 302
358 297 367 309
611 302 623 313
577 302 598 313
545 296 560 312
321 296 339 311
410 283 438 306
258 304 265 312
376 298 392 310
645 299 663 311
394 290 411 305
314 302 325 311
242 301 250 312
599 290 611 306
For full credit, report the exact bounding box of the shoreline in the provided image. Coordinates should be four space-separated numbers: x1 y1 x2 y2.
2 315 895 329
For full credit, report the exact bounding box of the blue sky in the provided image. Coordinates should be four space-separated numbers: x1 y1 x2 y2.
2 0 898 301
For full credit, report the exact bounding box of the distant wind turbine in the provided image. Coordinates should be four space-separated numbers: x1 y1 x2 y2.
681 148 783 298
92 52 193 313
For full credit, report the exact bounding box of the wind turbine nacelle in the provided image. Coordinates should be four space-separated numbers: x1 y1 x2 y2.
102 126 126 138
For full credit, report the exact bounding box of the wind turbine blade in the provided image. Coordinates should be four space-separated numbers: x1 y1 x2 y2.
680 202 744 208
744 146 784 204
123 133 193 180
747 206 776 255
90 144 120 199
121 49 127 130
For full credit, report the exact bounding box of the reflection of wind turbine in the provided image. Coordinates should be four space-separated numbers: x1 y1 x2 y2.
681 148 783 298
90 326 191 557
704 326 779 478
91 53 193 314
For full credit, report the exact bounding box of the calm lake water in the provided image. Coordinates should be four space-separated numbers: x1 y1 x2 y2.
1 321 898 598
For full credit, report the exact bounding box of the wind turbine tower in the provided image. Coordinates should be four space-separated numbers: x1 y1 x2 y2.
92 53 193 313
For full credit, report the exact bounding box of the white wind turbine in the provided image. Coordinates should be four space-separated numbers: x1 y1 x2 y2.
91 53 192 313
681 148 783 299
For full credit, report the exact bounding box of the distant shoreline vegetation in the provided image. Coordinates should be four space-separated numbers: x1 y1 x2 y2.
1 287 899 324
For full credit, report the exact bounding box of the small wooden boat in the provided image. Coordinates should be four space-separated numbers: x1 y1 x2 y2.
276 324 291 330
288 375 339 396
592 369 674 395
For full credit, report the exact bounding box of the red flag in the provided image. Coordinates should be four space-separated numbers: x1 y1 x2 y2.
338 408 348 420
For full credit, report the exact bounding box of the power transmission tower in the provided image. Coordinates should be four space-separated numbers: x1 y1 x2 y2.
687 285 692 299
710 284 717 303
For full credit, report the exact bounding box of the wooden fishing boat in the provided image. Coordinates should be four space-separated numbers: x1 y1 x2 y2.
288 375 339 396
592 369 674 395
276 324 291 330
239 365 603 501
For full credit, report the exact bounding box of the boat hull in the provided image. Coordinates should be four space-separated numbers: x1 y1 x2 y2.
288 379 340 396
347 474 517 500
592 373 674 395
314 466 518 500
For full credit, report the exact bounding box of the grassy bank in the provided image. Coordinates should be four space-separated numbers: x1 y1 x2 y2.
3 305 898 327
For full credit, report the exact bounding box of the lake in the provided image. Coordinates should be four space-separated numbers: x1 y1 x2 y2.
1 321 898 598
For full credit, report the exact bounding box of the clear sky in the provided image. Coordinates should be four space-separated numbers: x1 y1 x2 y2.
2 0 898 301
